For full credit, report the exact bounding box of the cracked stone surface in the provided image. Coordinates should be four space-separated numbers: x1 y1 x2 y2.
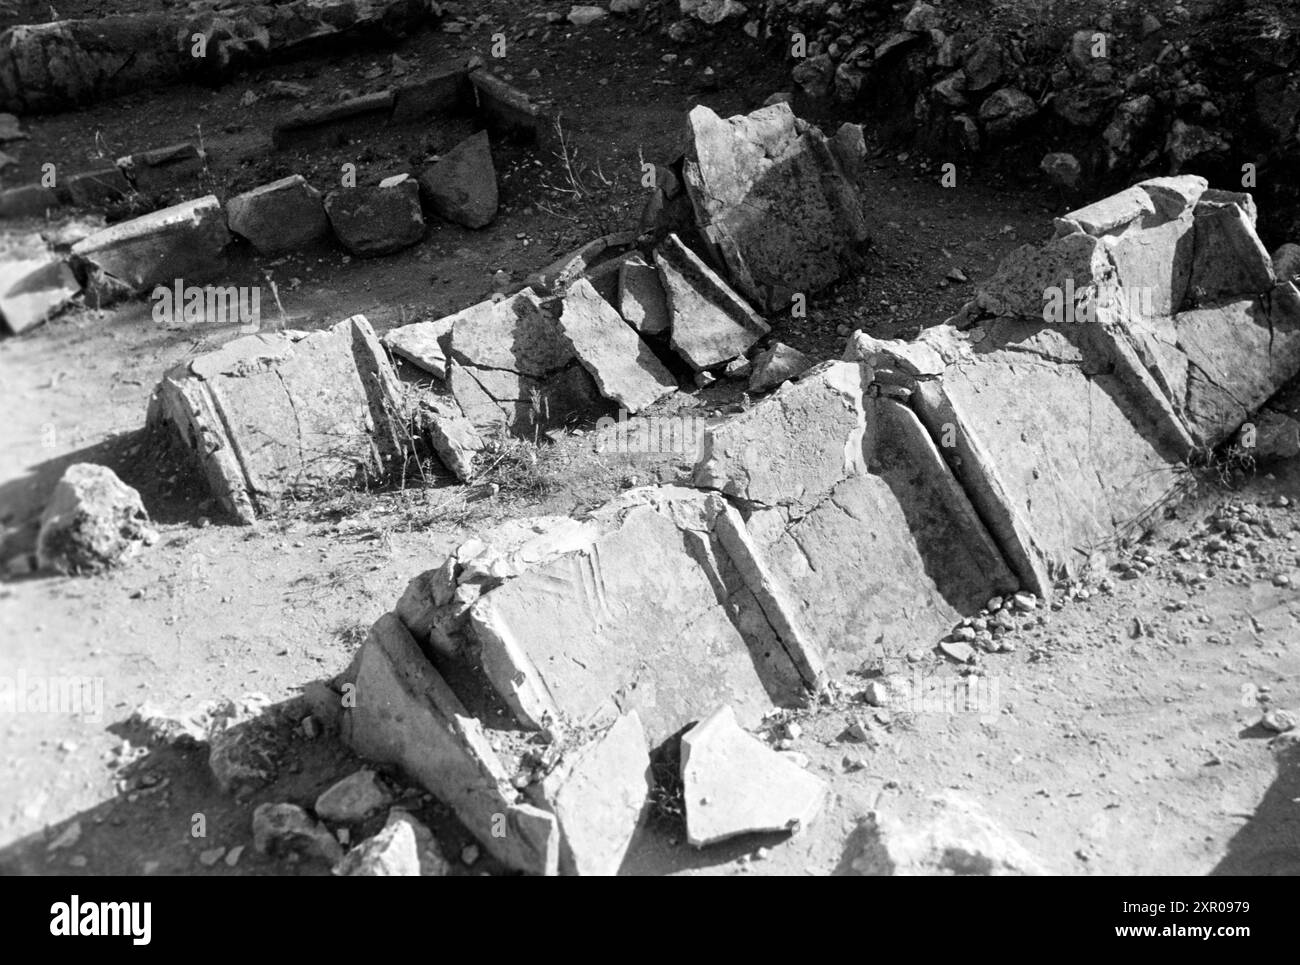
464 487 814 743
695 360 1016 673
147 314 404 522
682 101 870 311
445 288 605 433
852 320 1192 595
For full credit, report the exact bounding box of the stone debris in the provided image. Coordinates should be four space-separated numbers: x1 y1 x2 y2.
70 195 229 301
206 693 278 796
849 791 1048 875
417 130 498 229
333 810 449 876
120 141 204 195
416 395 484 482
324 175 425 256
383 314 454 379
252 802 345 865
147 315 405 523
681 101 869 311
314 768 391 823
36 464 157 574
557 278 677 413
534 711 651 876
656 232 769 370
341 613 560 875
617 254 670 335
0 257 79 335
680 704 826 847
567 5 608 27
225 175 329 256
748 342 811 393
1190 195 1274 303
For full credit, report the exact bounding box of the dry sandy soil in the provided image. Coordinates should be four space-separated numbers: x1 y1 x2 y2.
1 1 1298 876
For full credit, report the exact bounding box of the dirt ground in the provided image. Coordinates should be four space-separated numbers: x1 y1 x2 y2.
1 2 1298 876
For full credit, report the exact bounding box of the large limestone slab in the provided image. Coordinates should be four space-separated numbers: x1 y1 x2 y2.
534 711 650 876
694 360 1017 673
558 278 676 413
70 195 229 300
342 613 559 875
656 233 769 370
850 320 1193 595
465 487 819 743
680 704 825 847
682 102 870 311
146 315 405 522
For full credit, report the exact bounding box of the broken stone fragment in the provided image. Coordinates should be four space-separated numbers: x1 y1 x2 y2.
656 232 768 370
849 791 1049 875
977 87 1037 139
325 175 425 256
617 254 670 334
61 165 132 208
206 693 277 797
341 612 560 875
383 314 454 379
252 803 344 865
225 174 329 256
1272 243 1300 282
680 704 825 847
333 809 449 876
534 711 651 876
119 141 203 195
681 101 870 311
417 395 483 482
417 129 498 229
0 257 79 335
1188 197 1274 303
558 278 676 413
314 768 391 823
748 341 811 393
36 463 157 575
70 195 229 300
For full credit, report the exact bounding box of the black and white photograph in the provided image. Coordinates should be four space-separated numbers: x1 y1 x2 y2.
0 0 1294 910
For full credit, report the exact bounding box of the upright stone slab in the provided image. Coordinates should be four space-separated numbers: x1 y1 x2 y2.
682 102 870 311
1189 197 1274 303
464 487 819 743
557 278 676 413
656 233 769 370
850 320 1193 595
617 254 669 335
70 195 229 300
342 613 559 875
147 315 405 522
693 360 1017 674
